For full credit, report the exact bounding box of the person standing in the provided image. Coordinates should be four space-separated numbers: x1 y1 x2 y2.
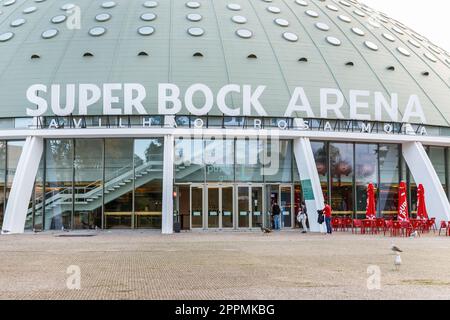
272 202 281 230
297 202 308 233
323 201 333 234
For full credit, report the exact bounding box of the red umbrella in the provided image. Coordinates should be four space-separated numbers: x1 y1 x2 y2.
366 183 376 220
416 184 429 221
397 181 410 222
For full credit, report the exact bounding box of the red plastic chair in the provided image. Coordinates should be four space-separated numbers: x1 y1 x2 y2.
361 220 373 234
411 220 423 234
384 220 393 236
401 221 413 237
353 219 362 234
391 221 402 237
375 219 385 234
331 218 340 231
423 219 436 233
344 217 353 232
439 221 448 236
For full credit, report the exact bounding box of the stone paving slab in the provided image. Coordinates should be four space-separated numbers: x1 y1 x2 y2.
0 230 449 300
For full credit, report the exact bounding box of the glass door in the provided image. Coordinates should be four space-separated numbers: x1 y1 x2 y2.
221 186 234 228
251 186 263 228
237 186 250 228
280 185 292 228
208 186 220 228
191 185 203 229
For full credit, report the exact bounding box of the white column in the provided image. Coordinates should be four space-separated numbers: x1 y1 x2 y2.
293 137 326 233
161 134 174 234
402 141 450 222
2 136 44 234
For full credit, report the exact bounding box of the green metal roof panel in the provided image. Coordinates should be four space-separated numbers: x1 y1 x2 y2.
0 0 449 125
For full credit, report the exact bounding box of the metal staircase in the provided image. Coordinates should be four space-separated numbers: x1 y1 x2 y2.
26 159 202 228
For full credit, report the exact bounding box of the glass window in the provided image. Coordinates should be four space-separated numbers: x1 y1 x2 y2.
379 144 399 218
28 155 45 230
104 139 133 229
355 144 378 218
409 168 418 217
204 139 234 182
73 139 103 229
330 143 353 215
428 146 446 193
311 141 328 202
264 140 292 183
44 139 73 230
174 138 204 183
235 139 264 182
134 138 164 229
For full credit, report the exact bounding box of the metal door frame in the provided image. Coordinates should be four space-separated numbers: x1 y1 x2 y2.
235 183 264 230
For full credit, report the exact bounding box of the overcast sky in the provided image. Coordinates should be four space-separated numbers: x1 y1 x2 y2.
361 0 450 51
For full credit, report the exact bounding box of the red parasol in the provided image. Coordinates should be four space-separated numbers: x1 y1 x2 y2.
416 184 429 221
397 181 410 222
366 183 377 220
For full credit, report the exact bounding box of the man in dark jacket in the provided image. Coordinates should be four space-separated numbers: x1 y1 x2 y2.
272 202 281 230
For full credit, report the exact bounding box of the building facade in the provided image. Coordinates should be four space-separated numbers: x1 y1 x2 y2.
1 0 450 233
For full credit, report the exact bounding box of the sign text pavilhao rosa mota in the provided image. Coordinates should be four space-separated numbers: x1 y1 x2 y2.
26 83 427 123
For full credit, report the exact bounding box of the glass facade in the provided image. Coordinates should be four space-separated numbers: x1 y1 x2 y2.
25 138 164 230
313 141 402 218
379 144 400 217
355 144 378 218
330 143 354 215
8 136 450 231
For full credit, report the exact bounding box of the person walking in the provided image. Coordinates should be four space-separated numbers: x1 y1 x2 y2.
323 201 333 234
272 202 281 230
297 202 308 233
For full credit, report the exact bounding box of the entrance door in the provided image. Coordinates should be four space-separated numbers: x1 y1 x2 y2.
207 187 220 228
237 185 264 229
251 187 263 228
221 186 234 228
280 185 293 228
267 184 293 229
207 185 234 229
191 185 203 229
237 186 250 228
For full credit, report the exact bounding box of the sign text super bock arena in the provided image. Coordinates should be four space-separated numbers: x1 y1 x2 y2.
26 83 427 123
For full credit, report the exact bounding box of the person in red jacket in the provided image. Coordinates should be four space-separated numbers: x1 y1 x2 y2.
323 202 333 234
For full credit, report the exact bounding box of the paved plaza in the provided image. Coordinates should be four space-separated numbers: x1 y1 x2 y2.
0 230 449 300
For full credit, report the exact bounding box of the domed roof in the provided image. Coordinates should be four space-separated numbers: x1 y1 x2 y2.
0 0 450 126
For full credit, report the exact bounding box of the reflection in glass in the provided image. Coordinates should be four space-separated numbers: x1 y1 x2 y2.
204 139 234 182
74 139 103 229
330 143 353 215
208 187 219 228
104 139 133 228
280 186 292 227
235 139 263 182
44 140 73 230
428 146 446 193
191 186 203 228
379 144 399 217
251 187 263 228
355 144 378 218
238 186 249 228
311 141 328 202
27 155 44 230
134 139 164 229
264 140 292 183
222 187 233 228
175 138 204 182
